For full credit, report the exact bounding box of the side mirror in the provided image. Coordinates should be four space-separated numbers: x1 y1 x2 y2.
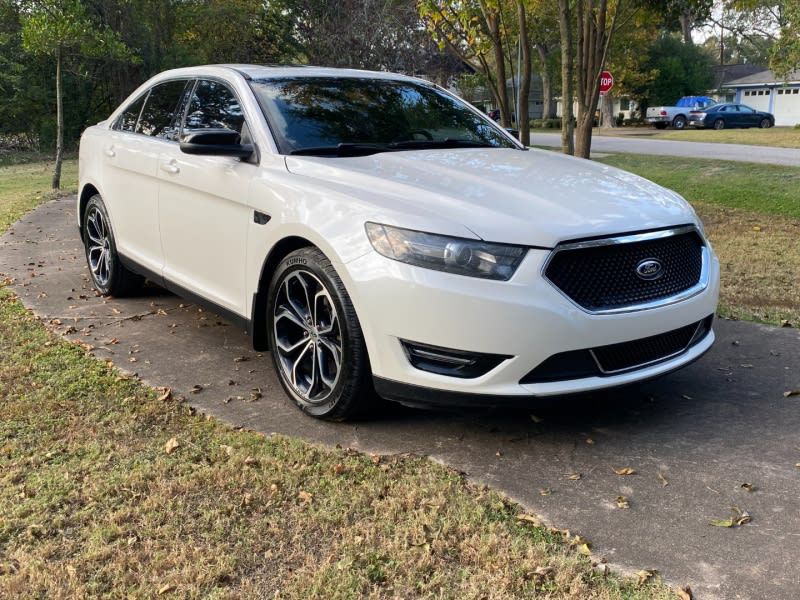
180 129 254 158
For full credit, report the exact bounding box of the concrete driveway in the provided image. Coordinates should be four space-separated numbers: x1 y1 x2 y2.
2 196 800 600
529 131 800 166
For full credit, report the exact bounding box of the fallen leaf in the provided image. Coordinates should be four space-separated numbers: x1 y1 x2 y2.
156 388 172 402
613 467 636 476
636 569 657 585
333 463 345 475
157 583 174 595
585 438 595 445
657 472 669 487
740 483 756 492
297 490 312 504
784 390 800 398
220 445 234 456
539 488 552 496
740 363 753 368
577 543 592 556
243 456 258 466
233 356 249 363
752 225 762 231
164 438 179 454
680 394 693 400
615 495 630 509
516 513 542 526
677 585 693 600
710 507 751 528
190 384 203 394
567 472 582 480
530 414 543 423
796 463 800 469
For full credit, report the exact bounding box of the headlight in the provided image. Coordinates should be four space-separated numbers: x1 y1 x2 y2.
365 222 526 281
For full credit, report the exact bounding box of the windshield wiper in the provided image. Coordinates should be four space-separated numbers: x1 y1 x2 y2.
388 138 496 150
289 143 390 157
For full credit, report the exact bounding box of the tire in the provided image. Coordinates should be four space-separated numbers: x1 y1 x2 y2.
672 115 687 130
713 118 725 130
654 123 667 130
267 247 373 420
82 195 143 296
760 118 771 129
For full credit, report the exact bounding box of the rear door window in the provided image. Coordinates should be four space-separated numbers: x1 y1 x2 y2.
114 95 146 132
137 80 192 139
183 80 245 134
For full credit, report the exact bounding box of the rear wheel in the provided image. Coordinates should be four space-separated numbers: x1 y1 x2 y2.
759 118 771 129
83 195 143 296
672 115 687 130
267 247 373 420
713 118 725 130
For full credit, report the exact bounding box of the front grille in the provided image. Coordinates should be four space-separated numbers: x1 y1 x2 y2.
544 228 704 312
520 315 713 383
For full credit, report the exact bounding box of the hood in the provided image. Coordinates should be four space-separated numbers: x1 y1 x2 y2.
285 148 699 248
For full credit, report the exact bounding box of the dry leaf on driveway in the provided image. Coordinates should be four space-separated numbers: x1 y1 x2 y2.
613 467 636 476
636 569 657 585
616 495 630 509
164 438 180 454
740 483 756 492
156 387 171 402
784 390 800 398
657 472 669 487
710 507 751 528
566 472 582 480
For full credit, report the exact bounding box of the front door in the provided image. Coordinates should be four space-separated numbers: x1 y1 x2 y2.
157 79 256 316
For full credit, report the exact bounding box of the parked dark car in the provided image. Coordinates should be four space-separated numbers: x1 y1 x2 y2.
688 103 775 130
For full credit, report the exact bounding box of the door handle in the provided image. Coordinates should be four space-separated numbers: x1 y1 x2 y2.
104 146 115 158
160 162 180 174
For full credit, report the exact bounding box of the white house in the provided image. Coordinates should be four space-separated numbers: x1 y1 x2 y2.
723 69 800 126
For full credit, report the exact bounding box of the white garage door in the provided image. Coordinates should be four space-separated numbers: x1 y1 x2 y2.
741 88 771 112
774 88 800 127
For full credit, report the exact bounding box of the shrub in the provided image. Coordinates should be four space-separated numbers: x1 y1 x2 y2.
530 119 544 129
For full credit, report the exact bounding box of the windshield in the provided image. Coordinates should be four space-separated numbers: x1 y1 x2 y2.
250 77 517 155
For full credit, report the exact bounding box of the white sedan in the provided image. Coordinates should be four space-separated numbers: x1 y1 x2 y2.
78 65 720 420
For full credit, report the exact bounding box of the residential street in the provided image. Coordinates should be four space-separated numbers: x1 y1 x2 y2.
530 131 800 166
3 196 800 600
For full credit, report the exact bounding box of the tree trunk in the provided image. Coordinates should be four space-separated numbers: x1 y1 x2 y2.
679 12 694 44
600 91 616 128
516 0 531 145
52 44 64 190
557 0 574 155
575 116 593 157
485 11 511 127
536 44 555 120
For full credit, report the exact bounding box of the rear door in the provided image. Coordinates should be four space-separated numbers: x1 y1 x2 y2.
102 79 190 272
156 78 257 316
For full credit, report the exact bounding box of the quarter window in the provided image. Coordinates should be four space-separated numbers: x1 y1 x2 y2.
137 80 191 139
184 80 245 133
114 95 146 132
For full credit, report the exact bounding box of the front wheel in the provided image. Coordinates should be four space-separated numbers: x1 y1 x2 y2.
83 195 143 296
267 247 373 420
713 119 725 130
760 118 771 129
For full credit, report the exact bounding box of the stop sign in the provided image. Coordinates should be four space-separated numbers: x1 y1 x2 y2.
599 71 614 96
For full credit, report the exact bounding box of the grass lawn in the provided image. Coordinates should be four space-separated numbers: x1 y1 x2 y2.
652 126 800 149
599 154 800 325
0 161 674 598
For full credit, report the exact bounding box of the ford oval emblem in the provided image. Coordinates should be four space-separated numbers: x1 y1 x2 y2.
636 258 664 281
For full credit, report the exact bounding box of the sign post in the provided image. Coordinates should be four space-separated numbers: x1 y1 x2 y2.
598 71 614 128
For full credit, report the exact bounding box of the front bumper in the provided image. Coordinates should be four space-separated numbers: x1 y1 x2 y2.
688 119 708 128
343 245 721 404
